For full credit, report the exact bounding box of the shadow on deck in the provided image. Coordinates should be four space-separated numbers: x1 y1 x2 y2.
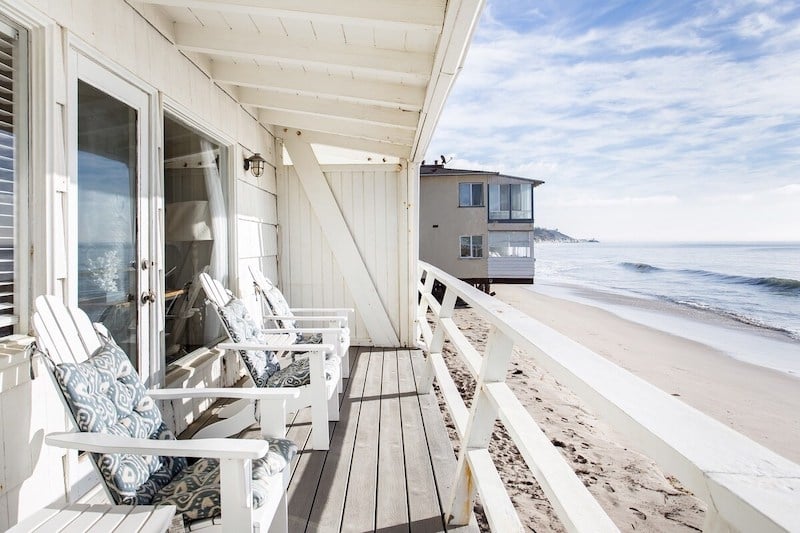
186 347 476 533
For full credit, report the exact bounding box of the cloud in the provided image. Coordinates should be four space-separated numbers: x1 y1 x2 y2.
426 1 800 240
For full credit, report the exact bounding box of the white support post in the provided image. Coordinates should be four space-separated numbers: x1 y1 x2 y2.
447 327 515 526
282 133 400 347
418 283 456 394
220 458 254 532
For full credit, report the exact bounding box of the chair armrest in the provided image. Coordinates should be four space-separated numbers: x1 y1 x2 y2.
289 307 353 314
258 327 344 334
219 342 334 353
148 388 300 401
46 432 269 460
270 315 347 324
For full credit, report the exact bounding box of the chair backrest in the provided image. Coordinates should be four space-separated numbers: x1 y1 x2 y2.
199 273 280 387
199 272 234 308
32 294 103 365
247 266 295 329
31 295 186 506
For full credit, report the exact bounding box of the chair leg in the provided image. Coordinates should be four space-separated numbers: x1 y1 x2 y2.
341 340 351 379
309 352 330 450
217 398 250 419
328 389 339 422
193 402 256 439
269 468 290 533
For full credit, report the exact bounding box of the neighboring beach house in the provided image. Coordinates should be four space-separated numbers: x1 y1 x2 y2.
420 162 544 290
0 1 794 531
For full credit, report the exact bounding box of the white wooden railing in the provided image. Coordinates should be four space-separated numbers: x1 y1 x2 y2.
416 261 800 533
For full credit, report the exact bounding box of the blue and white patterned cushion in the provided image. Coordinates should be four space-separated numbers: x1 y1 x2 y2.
52 339 297 524
216 298 281 387
261 285 296 330
266 355 341 388
151 438 297 521
53 341 186 505
297 332 323 344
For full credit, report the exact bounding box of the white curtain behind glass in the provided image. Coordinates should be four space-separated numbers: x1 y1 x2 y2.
200 139 227 284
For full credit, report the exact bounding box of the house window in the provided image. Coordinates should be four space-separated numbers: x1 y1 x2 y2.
459 182 483 206
489 231 531 258
0 20 26 338
460 235 483 258
489 183 533 221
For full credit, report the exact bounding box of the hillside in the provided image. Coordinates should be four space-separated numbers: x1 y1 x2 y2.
533 227 598 243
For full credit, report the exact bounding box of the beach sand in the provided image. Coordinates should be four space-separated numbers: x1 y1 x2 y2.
433 283 800 531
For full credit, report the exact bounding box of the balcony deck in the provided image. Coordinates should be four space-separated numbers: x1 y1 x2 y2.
185 347 476 533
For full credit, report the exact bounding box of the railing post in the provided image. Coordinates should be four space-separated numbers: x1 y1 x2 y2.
447 326 515 526
418 285 456 394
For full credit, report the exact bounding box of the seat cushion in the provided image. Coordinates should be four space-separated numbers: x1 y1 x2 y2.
216 297 281 386
53 341 186 505
151 437 297 522
297 332 323 344
266 355 341 388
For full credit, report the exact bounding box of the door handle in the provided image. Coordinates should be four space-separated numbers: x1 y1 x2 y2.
141 291 156 304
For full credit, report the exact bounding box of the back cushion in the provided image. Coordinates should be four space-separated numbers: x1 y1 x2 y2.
217 298 281 386
262 285 296 330
53 341 186 504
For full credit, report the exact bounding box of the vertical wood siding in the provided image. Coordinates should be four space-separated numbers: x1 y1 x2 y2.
280 165 410 346
1 0 279 527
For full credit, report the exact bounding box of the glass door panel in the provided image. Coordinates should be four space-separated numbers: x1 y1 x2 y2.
77 80 139 367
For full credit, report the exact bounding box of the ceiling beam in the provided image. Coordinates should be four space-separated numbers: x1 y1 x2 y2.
237 88 420 129
137 0 445 32
259 109 415 146
173 24 432 79
293 130 411 159
211 62 426 110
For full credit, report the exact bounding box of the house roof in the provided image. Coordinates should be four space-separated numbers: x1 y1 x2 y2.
420 164 545 186
132 1 485 162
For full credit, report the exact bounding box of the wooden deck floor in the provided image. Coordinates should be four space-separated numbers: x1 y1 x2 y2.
199 347 475 533
281 347 474 533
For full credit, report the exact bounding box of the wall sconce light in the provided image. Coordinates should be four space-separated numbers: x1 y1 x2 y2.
244 152 266 178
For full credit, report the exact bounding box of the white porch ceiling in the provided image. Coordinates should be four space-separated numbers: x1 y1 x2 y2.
130 0 484 160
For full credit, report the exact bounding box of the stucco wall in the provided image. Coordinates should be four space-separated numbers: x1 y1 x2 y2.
419 174 488 279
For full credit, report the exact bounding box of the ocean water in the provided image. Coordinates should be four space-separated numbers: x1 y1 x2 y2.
534 242 800 341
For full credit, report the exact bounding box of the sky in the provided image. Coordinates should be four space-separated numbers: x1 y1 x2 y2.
425 0 800 242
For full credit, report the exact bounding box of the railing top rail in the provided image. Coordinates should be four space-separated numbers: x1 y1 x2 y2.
418 261 800 532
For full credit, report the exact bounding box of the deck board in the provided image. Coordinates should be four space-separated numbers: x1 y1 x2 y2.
307 346 371 532
341 347 383 532
398 350 447 533
376 350 409 531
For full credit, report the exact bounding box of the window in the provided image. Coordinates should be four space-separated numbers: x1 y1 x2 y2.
459 182 483 206
489 232 531 257
0 20 26 338
163 116 228 364
489 183 533 221
460 235 483 258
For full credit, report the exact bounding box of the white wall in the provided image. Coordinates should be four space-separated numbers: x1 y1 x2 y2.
279 163 415 346
0 0 279 527
488 257 535 279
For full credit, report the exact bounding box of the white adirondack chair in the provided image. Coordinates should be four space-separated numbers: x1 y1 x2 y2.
31 295 299 532
248 265 352 379
200 273 341 450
